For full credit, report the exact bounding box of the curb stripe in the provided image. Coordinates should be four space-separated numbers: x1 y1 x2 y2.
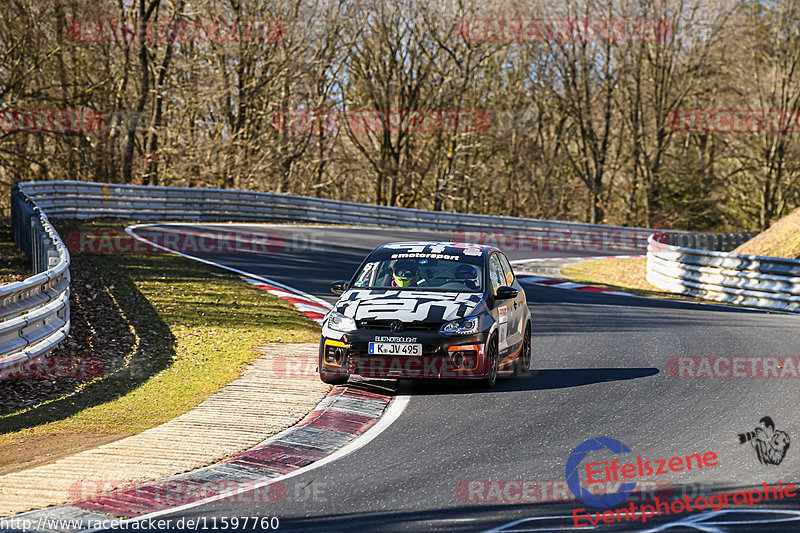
229 445 325 473
300 410 377 433
241 277 330 325
517 274 637 298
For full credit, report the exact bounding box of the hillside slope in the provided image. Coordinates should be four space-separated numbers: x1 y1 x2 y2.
733 208 800 259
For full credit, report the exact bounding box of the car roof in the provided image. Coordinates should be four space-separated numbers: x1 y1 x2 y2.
372 241 501 256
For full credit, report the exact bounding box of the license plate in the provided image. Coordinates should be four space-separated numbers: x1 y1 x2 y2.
368 342 422 355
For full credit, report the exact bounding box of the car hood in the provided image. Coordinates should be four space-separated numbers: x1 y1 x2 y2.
334 289 484 323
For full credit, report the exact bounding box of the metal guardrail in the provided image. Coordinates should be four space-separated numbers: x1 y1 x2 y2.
646 233 800 312
2 186 70 375
665 232 753 252
17 180 750 253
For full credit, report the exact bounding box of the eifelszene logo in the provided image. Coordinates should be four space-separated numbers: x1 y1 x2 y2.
566 437 637 507
738 416 790 465
566 437 719 508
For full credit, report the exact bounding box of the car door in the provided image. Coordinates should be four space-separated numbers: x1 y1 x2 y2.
488 253 511 354
497 252 525 351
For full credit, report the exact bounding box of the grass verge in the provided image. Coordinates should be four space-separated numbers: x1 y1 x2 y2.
733 207 800 258
0 221 320 471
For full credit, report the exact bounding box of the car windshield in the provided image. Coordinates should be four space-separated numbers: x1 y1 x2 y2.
352 257 483 292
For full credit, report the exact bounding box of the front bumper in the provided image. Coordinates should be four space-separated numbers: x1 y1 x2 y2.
321 329 490 380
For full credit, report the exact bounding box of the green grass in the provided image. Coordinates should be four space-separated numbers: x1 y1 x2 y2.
0 221 320 443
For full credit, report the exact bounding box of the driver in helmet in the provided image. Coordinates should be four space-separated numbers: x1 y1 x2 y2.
455 264 479 290
392 260 421 287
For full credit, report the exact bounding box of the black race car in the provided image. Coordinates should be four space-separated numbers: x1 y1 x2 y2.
319 242 532 387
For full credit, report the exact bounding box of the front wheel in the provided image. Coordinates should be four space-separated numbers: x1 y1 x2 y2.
318 340 349 385
481 334 499 389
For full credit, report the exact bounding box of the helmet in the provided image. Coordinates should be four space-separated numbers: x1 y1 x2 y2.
455 264 478 280
392 260 419 287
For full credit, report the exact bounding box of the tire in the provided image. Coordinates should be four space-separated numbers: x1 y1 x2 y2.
517 322 531 375
318 340 349 385
481 334 499 389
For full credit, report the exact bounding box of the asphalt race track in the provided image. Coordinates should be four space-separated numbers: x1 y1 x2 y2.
125 224 800 532
127 224 637 303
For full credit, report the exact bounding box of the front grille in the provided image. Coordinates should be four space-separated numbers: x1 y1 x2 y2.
356 319 441 332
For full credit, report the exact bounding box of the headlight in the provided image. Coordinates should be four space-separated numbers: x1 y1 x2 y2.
327 312 357 333
439 316 479 336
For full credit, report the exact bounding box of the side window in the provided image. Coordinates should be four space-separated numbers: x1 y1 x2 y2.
498 253 515 286
488 254 505 293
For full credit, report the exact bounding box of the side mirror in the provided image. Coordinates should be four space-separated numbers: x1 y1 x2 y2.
330 280 348 295
495 285 518 300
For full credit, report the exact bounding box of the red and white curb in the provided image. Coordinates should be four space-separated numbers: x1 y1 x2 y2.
516 274 635 297
13 384 399 531
242 278 330 324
